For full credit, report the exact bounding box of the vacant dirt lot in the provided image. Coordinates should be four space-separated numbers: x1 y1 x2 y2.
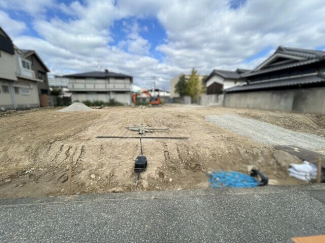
0 105 324 198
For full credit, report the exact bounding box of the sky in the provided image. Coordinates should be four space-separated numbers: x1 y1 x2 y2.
0 0 325 89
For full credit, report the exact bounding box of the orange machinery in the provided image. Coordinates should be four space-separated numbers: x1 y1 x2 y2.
132 89 161 106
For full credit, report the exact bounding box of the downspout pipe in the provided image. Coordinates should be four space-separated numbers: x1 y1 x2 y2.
9 82 17 109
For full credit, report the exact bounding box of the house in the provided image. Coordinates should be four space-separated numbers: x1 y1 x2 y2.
49 75 70 88
0 27 49 110
65 70 133 105
170 74 205 99
20 49 50 106
224 46 325 114
203 68 250 95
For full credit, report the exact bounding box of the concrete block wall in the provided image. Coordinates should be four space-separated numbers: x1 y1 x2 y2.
224 87 325 114
199 94 219 106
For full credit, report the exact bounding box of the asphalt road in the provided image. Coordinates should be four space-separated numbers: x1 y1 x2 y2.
1 185 325 243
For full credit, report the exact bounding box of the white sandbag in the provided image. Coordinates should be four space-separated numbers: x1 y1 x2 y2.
288 161 318 182
289 173 310 182
288 168 317 177
289 161 317 173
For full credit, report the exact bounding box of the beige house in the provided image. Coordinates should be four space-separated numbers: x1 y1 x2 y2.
65 70 132 105
0 27 50 110
170 74 205 98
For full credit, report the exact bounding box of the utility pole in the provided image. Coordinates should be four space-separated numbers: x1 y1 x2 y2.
152 76 157 96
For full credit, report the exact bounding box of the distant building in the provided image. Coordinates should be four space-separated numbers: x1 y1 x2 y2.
49 75 70 88
65 70 132 105
203 69 250 95
0 27 50 110
224 46 325 114
170 74 205 98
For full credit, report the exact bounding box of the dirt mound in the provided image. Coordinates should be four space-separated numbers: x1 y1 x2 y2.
59 102 92 112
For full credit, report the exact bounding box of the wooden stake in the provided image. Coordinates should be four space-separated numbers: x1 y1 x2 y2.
68 156 73 195
317 157 322 183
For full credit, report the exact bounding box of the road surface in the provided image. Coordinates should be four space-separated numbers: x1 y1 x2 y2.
1 185 325 242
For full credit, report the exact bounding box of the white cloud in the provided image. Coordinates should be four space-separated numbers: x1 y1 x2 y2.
1 0 325 89
0 0 54 16
0 10 26 36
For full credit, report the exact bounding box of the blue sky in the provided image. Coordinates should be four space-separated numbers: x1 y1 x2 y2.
0 0 325 89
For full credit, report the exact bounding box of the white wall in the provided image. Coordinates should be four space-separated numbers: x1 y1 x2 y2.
0 80 13 107
223 80 244 89
0 51 17 81
14 80 39 107
206 75 224 87
111 92 131 105
170 75 181 98
72 92 131 105
206 75 245 90
0 80 39 109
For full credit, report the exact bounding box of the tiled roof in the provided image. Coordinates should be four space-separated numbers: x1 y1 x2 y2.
63 71 133 81
205 68 250 82
224 75 325 93
242 46 325 78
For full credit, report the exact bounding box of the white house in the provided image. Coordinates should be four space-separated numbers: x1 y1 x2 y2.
65 70 132 105
204 69 250 94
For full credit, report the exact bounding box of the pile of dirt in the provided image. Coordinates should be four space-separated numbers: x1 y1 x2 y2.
59 102 92 112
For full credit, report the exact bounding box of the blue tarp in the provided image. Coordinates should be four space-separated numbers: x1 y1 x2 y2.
208 171 259 188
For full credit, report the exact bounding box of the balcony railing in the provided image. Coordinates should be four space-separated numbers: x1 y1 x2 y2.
68 82 130 91
19 67 35 79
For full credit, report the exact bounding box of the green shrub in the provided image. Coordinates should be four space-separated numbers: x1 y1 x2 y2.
135 101 149 106
107 99 124 106
82 100 124 107
82 100 92 106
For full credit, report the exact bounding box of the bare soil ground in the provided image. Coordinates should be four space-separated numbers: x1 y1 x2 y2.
1 105 324 199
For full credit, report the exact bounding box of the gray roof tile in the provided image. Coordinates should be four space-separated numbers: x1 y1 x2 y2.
63 71 133 81
205 68 250 82
224 75 325 93
243 46 325 78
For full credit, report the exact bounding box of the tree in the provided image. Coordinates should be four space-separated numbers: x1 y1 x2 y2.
201 75 207 94
186 68 201 100
174 74 188 97
50 88 62 96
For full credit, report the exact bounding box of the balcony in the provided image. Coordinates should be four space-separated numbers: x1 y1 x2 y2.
17 57 35 79
68 80 131 91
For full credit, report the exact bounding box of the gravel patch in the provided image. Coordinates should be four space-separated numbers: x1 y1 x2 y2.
206 114 325 151
59 103 92 112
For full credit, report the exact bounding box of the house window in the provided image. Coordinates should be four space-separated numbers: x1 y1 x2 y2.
38 71 46 81
22 60 31 70
21 88 30 95
2 85 9 93
14 87 19 94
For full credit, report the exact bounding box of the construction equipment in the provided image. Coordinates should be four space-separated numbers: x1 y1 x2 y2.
131 89 161 106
